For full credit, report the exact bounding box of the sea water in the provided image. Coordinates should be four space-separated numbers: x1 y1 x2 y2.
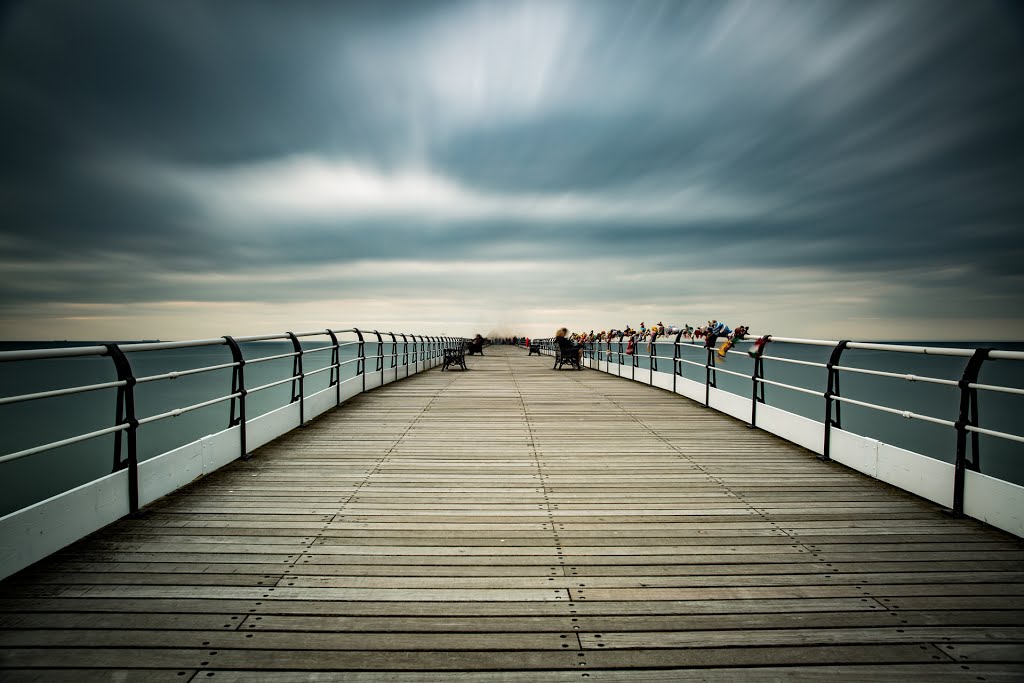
0 339 1022 517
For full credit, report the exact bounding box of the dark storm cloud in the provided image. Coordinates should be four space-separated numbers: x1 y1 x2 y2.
1 0 1022 338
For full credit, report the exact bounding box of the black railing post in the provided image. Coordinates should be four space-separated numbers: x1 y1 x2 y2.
373 330 384 386
952 348 991 515
626 337 634 385
617 335 624 367
672 330 684 394
410 334 418 369
401 334 409 376
223 336 251 460
749 336 770 429
821 340 850 462
354 328 366 393
326 329 341 406
704 341 716 407
389 333 398 372
649 335 657 385
106 344 140 514
286 332 305 427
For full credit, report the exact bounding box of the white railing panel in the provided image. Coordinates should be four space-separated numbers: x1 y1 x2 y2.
674 376 705 404
0 468 129 580
247 402 301 451
754 403 825 455
965 470 1024 538
306 384 337 420
341 377 361 403
876 440 954 509
832 428 954 509
140 437 208 507
708 387 751 422
830 429 878 477
652 370 674 392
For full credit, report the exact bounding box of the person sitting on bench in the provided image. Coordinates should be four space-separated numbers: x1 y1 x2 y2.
467 334 485 355
555 327 584 365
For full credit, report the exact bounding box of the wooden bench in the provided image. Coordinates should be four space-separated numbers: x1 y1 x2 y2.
553 345 583 371
441 341 468 371
528 343 541 356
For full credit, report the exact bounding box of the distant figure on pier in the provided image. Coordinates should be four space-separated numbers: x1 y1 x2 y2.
555 327 584 364
467 334 485 355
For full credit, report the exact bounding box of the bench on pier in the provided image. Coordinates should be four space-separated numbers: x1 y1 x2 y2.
528 342 541 355
467 339 484 355
553 346 583 371
441 341 468 371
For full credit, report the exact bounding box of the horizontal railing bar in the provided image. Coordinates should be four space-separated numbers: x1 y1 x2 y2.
339 357 362 366
990 349 1024 361
0 379 127 406
751 336 838 348
762 355 827 369
120 338 227 353
303 365 334 378
0 423 128 464
768 336 988 358
244 352 299 365
846 341 979 358
755 377 824 397
300 341 359 355
834 365 960 387
969 382 1024 397
708 366 748 380
965 424 1024 444
300 346 335 356
135 362 239 384
831 395 955 427
677 358 704 368
231 333 291 344
247 375 299 394
0 345 109 362
137 393 241 426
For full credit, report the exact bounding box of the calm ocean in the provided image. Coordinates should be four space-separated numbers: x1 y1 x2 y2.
1 340 1021 517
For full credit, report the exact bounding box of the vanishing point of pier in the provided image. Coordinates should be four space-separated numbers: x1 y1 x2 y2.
1 347 1023 680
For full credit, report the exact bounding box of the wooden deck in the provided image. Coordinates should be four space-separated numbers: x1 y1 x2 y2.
2 346 1023 681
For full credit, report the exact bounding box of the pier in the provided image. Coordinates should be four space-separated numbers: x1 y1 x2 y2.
1 346 1023 680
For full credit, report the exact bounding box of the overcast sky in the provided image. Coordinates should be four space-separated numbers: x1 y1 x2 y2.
1 0 1022 341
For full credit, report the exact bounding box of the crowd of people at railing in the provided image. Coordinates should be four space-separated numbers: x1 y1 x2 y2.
542 321 770 362
493 321 772 363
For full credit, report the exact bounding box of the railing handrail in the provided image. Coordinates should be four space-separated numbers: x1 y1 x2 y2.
531 332 1023 521
1 326 466 516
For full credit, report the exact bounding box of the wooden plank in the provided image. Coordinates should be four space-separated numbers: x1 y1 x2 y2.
164 664 1024 682
0 643 959 670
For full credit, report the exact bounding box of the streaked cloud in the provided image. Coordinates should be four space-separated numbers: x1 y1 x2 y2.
0 0 1021 340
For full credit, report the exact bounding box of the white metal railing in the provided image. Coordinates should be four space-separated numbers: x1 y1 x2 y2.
0 328 466 512
531 332 1024 523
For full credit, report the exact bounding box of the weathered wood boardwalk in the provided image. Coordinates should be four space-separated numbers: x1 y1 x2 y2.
2 347 1023 681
